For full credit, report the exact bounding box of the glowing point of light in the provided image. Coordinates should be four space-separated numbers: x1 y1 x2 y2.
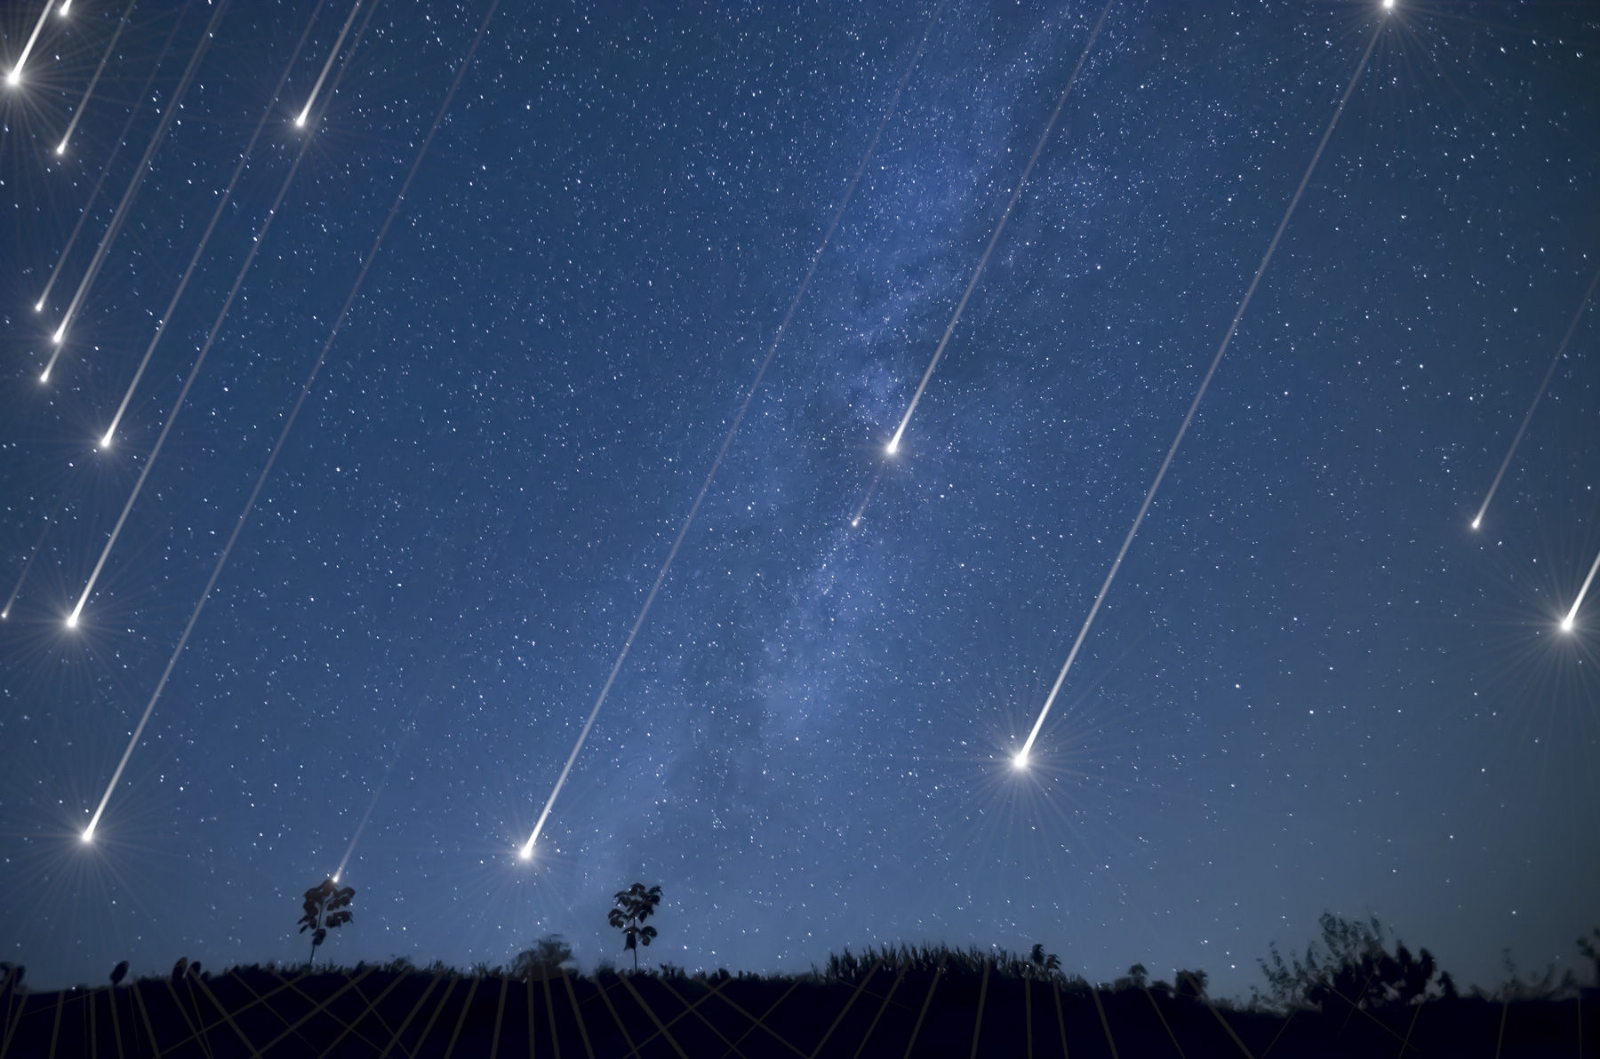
851 517 861 528
1382 0 1394 9
34 301 44 313
5 71 19 88
1470 518 1480 530
39 371 50 384
294 112 308 128
885 440 899 456
52 327 65 345
99 433 113 450
331 872 340 883
65 612 79 629
517 843 534 861
55 142 67 156
1011 751 1029 771
1561 618 1574 633
1 609 9 620
81 827 94 843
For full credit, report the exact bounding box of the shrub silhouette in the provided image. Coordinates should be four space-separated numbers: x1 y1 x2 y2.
511 934 575 980
607 883 662 971
298 878 356 965
1259 912 1448 1012
1029 943 1061 976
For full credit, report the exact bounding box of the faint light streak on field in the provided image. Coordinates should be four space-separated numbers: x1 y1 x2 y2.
100 0 329 450
42 0 231 377
295 0 360 128
1017 19 1383 763
82 0 389 841
1470 266 1599 532
33 12 186 316
864 0 1113 512
520 0 950 859
55 0 139 156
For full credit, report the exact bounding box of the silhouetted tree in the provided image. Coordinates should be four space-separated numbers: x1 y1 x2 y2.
1177 969 1209 999
1029 944 1061 977
1128 963 1149 989
511 935 575 980
109 961 128 986
607 883 662 971
1578 928 1600 984
170 958 187 985
298 878 356 964
1259 913 1447 1012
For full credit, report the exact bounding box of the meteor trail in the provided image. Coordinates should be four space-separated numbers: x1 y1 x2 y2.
99 0 328 451
295 0 360 129
860 0 1111 517
1562 545 1600 633
67 3 334 631
1470 266 1600 531
5 2 54 86
83 0 387 842
33 11 185 317
55 0 139 157
43 0 229 377
1015 18 1383 763
520 0 948 859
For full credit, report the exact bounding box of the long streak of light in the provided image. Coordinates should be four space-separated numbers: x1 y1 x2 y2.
4 1 54 86
519 0 949 860
1016 20 1383 762
33 8 186 317
1470 266 1600 531
1562 546 1600 633
99 0 329 451
42 0 230 378
294 0 359 129
2 486 74 619
55 0 140 157
876 0 1113 465
82 0 390 842
67 1 325 631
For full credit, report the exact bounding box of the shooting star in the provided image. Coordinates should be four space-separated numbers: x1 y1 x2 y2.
519 0 949 859
1562 545 1600 633
55 0 139 156
854 0 1112 529
1014 16 1384 765
1470 266 1599 531
5 1 54 87
295 0 360 129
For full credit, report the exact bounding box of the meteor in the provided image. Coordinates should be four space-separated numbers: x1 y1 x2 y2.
68 0 331 631
5 1 54 86
1011 751 1029 771
98 0 329 452
32 13 186 319
295 0 361 129
866 0 1113 494
1469 266 1599 531
520 0 949 858
1016 17 1384 764
1562 545 1600 633
55 0 138 157
42 0 230 385
83 0 385 844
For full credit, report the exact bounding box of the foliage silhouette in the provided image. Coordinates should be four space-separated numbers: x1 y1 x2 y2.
1029 943 1061 976
110 960 128 986
1577 927 1600 984
1259 913 1448 1013
510 934 575 980
607 883 662 971
298 878 356 965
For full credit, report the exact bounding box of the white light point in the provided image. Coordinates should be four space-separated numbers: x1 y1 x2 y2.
517 842 533 862
1382 0 1394 9
80 828 94 844
885 440 899 456
851 517 861 528
1 609 9 620
5 71 19 88
34 301 44 313
52 327 65 345
39 371 50 384
1471 518 1480 530
99 431 113 450
59 2 72 16
55 141 67 156
1011 751 1029 771
294 111 308 129
1561 618 1575 634
65 610 80 629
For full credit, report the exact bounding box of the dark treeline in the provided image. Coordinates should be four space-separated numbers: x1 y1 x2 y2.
0 942 1593 1058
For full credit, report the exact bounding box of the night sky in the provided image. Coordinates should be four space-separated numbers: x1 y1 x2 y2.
1 0 1597 996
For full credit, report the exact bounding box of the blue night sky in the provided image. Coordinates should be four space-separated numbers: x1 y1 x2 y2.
1 0 1596 995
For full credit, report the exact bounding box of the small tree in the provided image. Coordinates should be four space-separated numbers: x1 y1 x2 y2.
511 935 575 980
298 878 356 965
1028 944 1061 978
607 883 662 971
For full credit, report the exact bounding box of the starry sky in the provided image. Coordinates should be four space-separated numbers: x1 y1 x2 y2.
1 0 1597 995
